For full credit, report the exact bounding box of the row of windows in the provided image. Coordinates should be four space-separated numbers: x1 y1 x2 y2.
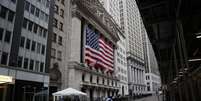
37 0 50 8
54 5 64 18
0 5 15 23
53 18 63 31
82 74 117 87
23 18 47 39
51 48 62 61
24 1 49 23
0 28 12 43
20 36 46 55
17 56 45 72
52 33 63 45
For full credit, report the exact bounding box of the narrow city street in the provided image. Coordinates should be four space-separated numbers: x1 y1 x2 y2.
134 95 162 101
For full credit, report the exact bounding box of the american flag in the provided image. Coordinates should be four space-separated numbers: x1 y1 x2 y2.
85 26 114 71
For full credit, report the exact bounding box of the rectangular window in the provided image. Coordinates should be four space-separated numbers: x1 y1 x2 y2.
4 30 11 43
29 59 34 70
17 56 23 68
30 5 35 15
35 8 40 17
40 62 44 72
35 61 39 72
54 5 59 14
0 28 4 40
33 24 38 34
8 10 15 22
26 39 31 49
0 6 7 19
25 1 30 11
57 51 62 61
37 43 41 53
28 21 33 31
38 26 43 36
41 45 45 55
23 18 28 29
51 48 56 58
52 33 57 42
20 36 25 47
58 36 62 45
43 29 47 38
60 9 64 17
31 41 36 51
23 58 29 69
53 18 58 28
59 22 63 31
1 52 8 65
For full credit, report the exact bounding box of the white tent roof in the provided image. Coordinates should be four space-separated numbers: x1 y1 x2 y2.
52 88 87 96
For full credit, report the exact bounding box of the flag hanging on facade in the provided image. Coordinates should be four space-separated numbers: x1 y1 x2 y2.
85 25 114 71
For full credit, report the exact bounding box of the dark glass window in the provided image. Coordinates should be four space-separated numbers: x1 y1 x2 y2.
28 21 33 31
39 26 43 36
33 23 38 34
82 74 85 82
43 29 47 38
29 59 34 70
90 75 93 83
97 77 99 84
26 39 31 49
31 41 36 51
25 1 30 11
0 6 7 19
35 61 39 72
59 22 63 31
53 18 58 28
17 56 23 68
54 5 59 14
4 30 11 43
35 8 40 17
57 51 62 61
52 33 56 42
20 36 25 47
37 43 41 53
1 52 8 65
40 62 44 72
23 58 29 69
30 5 35 15
41 45 45 55
8 10 15 22
0 28 4 40
58 36 62 45
23 18 28 29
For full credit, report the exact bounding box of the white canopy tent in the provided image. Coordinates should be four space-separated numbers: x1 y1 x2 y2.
52 88 87 101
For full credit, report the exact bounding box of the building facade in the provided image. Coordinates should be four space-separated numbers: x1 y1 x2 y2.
121 0 146 96
0 0 52 100
49 0 71 98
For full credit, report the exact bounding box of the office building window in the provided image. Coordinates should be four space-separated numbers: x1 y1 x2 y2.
82 74 85 82
53 18 58 28
57 51 62 61
23 18 28 29
41 45 45 55
97 77 99 84
37 43 41 53
31 41 36 51
58 36 62 45
60 9 64 17
40 62 44 72
30 5 35 15
17 56 23 68
54 5 59 14
35 8 40 17
0 6 7 19
8 10 15 22
52 33 57 42
0 28 4 40
23 58 29 69
20 36 25 47
51 48 56 58
4 30 11 43
43 29 47 38
29 59 34 70
33 24 38 34
1 52 8 65
90 75 93 83
28 21 33 31
25 1 30 11
59 22 63 31
35 61 39 72
26 39 31 49
38 26 43 36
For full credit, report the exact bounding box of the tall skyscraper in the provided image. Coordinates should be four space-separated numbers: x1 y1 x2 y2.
120 0 146 96
99 0 129 96
0 0 52 100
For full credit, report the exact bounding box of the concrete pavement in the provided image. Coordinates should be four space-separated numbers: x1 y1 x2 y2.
134 95 162 101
